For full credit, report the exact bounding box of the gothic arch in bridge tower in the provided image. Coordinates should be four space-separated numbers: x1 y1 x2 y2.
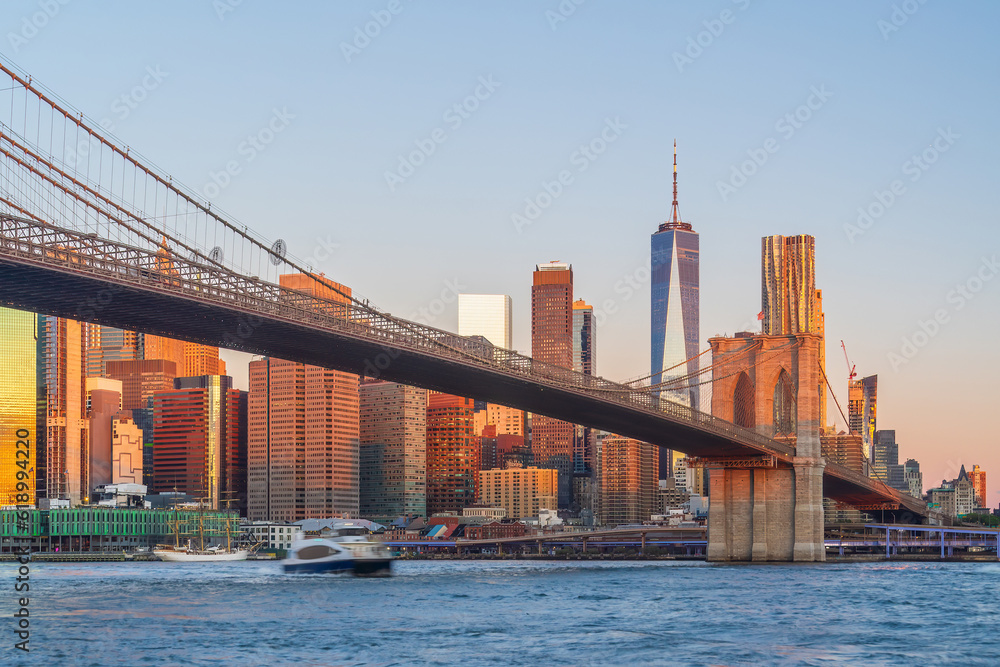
772 368 796 437
733 372 755 428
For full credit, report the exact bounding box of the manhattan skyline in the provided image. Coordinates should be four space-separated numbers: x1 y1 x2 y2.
1 1 997 506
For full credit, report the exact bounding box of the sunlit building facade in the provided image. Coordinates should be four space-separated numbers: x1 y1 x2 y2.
105 359 178 412
183 343 226 378
247 357 360 521
86 326 141 378
86 377 123 495
0 308 39 506
761 234 826 428
42 316 88 505
599 435 659 526
970 464 987 507
152 375 246 512
458 294 512 349
531 261 574 507
426 393 477 515
111 412 143 485
479 466 557 520
849 375 877 465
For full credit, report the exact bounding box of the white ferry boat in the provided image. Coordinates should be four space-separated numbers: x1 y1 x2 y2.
283 527 392 576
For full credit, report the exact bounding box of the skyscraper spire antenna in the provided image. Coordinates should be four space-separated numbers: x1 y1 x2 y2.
670 139 681 224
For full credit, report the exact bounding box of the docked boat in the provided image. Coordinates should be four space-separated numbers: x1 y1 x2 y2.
153 499 254 562
153 542 249 562
283 527 392 576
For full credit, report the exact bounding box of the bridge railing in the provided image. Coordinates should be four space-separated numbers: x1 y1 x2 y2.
0 214 792 456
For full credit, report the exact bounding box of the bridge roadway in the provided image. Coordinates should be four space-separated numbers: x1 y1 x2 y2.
0 214 927 517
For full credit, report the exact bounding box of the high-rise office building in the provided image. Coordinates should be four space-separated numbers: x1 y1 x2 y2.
761 234 826 428
849 375 877 465
484 404 525 436
872 429 897 483
303 364 360 517
111 412 143 485
531 261 574 507
105 359 178 412
572 299 596 376
105 359 178 488
143 334 186 372
86 326 141 378
359 380 427 522
458 294 512 349
153 375 246 512
247 357 303 522
903 459 923 499
247 357 360 521
651 145 699 480
572 299 596 477
86 327 222 380
86 376 123 495
651 143 700 410
599 435 659 526
970 464 987 507
0 307 40 506
479 466 557 520
42 316 88 504
761 235 823 336
426 393 477 515
183 342 226 377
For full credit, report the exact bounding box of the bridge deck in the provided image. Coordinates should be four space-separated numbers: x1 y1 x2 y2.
0 215 929 517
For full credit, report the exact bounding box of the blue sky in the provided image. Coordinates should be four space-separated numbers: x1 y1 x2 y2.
3 0 998 500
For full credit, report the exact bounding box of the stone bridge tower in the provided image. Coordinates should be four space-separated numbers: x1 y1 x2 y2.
704 332 825 562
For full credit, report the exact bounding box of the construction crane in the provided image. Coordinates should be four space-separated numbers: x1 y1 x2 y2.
840 340 857 381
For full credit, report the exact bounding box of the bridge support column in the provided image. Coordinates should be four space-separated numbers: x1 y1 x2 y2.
792 456 826 562
708 466 795 561
707 461 825 562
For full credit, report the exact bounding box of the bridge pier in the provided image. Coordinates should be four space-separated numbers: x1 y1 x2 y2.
706 460 825 562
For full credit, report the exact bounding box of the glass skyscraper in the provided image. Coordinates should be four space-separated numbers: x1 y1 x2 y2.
650 145 700 411
572 300 596 476
0 307 38 506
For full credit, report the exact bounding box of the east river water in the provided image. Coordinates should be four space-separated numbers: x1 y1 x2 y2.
2 559 998 666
